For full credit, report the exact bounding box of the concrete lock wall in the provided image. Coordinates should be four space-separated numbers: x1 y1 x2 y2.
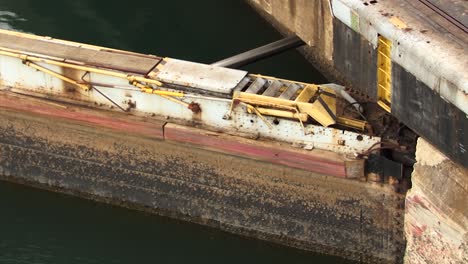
246 0 337 78
246 0 467 168
405 139 467 264
0 95 405 263
246 0 467 263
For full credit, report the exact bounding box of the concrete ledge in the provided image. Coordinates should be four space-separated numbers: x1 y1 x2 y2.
331 0 468 115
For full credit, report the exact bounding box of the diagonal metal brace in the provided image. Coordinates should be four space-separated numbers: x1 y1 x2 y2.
23 60 91 92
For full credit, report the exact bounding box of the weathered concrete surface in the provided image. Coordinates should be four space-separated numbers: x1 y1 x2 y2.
404 138 467 264
248 0 334 60
0 93 405 263
246 0 468 168
238 1 468 263
246 0 339 82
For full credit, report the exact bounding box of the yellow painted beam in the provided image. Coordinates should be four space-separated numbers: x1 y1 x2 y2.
234 91 337 127
25 61 90 91
0 48 164 88
336 117 367 131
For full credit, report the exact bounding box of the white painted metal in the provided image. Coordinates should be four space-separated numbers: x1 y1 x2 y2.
0 53 379 155
331 0 353 29
0 55 64 93
155 58 248 95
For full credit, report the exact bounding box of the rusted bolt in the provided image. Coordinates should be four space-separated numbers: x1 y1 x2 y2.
338 139 346 146
125 100 136 111
188 102 201 113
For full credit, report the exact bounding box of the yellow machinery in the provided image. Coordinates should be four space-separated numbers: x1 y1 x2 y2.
377 35 392 112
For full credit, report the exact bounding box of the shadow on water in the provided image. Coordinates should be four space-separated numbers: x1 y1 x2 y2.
0 182 356 264
0 0 357 263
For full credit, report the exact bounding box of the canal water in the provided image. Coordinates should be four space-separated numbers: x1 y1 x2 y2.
0 0 354 263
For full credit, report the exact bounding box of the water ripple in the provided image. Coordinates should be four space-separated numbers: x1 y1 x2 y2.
0 10 27 31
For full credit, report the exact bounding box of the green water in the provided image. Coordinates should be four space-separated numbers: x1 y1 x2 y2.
0 0 354 263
